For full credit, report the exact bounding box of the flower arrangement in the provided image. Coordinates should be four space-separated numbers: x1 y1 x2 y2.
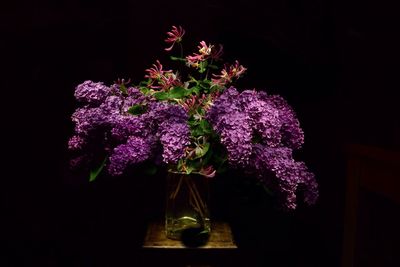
68 26 318 210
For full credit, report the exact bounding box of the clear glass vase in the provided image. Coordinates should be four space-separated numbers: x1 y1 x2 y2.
165 171 211 240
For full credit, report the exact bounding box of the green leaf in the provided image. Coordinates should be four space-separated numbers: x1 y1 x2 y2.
208 64 219 70
168 86 188 99
89 157 107 182
170 56 186 62
177 159 184 171
199 120 212 134
153 91 169 100
210 83 223 93
140 87 150 95
188 124 200 133
185 160 200 174
127 104 146 115
189 86 201 95
198 61 208 73
190 119 212 137
213 151 228 172
202 146 213 165
119 84 127 94
199 80 211 87
139 80 151 86
185 165 195 175
193 142 210 159
188 118 200 126
190 128 202 137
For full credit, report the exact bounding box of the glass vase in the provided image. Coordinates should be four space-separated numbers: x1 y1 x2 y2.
165 171 211 240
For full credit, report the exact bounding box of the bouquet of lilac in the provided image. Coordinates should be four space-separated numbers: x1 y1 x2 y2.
68 26 318 209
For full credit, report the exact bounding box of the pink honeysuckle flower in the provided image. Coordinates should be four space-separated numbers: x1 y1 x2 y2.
199 165 216 178
198 41 214 56
145 60 172 80
181 95 197 112
114 78 131 86
230 60 247 78
165 25 185 51
149 83 163 90
149 73 181 91
212 68 230 83
160 72 182 90
186 53 204 68
212 60 247 86
145 60 182 90
180 94 209 112
186 41 219 68
201 93 217 111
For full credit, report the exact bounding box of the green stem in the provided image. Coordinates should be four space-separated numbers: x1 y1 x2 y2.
190 177 207 212
168 172 208 225
184 176 204 220
170 174 184 199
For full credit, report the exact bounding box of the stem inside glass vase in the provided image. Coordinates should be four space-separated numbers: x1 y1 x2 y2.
165 171 210 240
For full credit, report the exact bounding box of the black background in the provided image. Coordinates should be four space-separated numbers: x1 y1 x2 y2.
2 0 399 266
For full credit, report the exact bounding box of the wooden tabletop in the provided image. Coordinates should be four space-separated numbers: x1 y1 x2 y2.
143 221 237 249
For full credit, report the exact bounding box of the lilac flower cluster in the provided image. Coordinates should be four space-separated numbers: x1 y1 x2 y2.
74 80 110 105
108 136 155 176
69 80 191 175
266 94 305 149
207 88 252 166
159 121 190 164
144 102 190 164
250 145 318 209
207 87 318 209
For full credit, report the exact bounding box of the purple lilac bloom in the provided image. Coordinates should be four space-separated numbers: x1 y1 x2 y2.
107 136 154 176
207 87 252 165
207 87 317 207
297 162 319 206
122 88 148 113
100 95 125 129
146 102 188 124
110 83 122 96
238 90 282 147
143 102 190 164
208 87 306 163
127 87 144 97
207 87 240 123
71 107 108 136
140 102 189 142
100 95 123 115
250 144 318 209
215 112 253 166
71 95 124 138
263 94 304 149
104 95 191 175
74 81 110 106
68 135 86 151
159 121 190 164
111 116 146 142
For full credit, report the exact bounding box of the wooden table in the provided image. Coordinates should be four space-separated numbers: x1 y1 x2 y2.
141 221 238 267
